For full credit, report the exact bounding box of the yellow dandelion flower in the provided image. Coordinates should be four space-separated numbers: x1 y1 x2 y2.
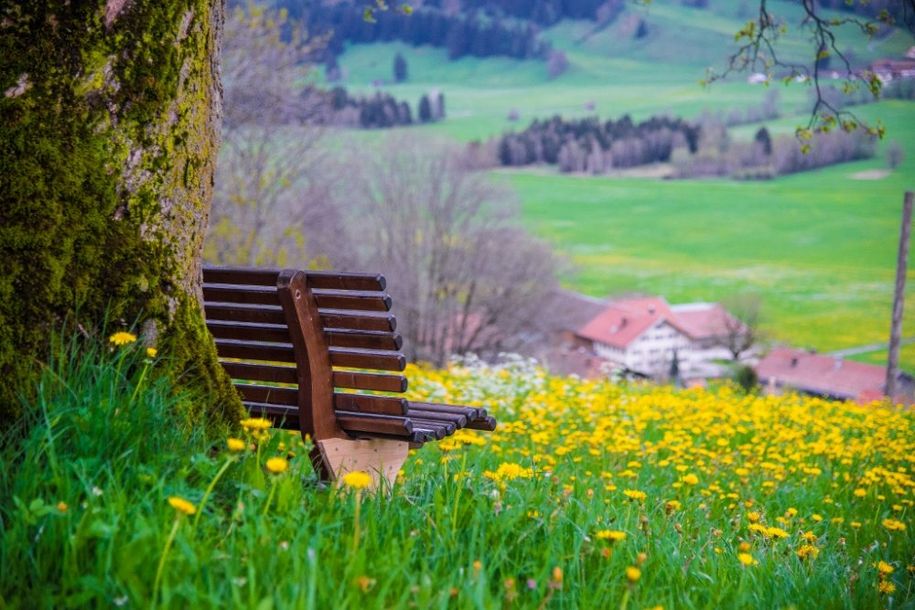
802 531 817 543
625 566 641 583
596 529 627 542
875 561 894 575
738 552 758 567
738 541 751 552
266 457 288 474
168 496 197 516
765 526 789 539
240 417 272 431
853 488 866 498
623 489 647 502
665 499 682 513
227 437 246 452
56 501 68 513
341 470 372 489
109 331 137 346
146 347 158 358
747 511 761 523
796 545 819 560
878 581 896 595
882 518 906 532
681 473 699 485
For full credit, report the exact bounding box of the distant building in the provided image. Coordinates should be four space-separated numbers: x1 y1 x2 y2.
755 347 914 404
572 295 748 380
870 57 915 81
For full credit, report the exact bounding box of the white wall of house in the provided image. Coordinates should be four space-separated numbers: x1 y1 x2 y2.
594 320 693 377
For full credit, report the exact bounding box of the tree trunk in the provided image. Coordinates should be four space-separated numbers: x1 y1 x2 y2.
0 1 243 426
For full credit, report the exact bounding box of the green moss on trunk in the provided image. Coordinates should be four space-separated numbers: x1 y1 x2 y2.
0 1 244 427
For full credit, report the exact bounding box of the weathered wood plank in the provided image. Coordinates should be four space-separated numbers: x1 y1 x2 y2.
220 361 298 384
206 320 290 343
333 393 408 415
204 303 286 325
329 347 406 371
312 290 392 312
235 384 298 406
203 283 280 306
325 329 403 351
332 371 407 393
319 310 397 332
214 339 296 363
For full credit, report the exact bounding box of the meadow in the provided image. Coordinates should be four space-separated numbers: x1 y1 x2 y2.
2 335 913 608
326 0 915 371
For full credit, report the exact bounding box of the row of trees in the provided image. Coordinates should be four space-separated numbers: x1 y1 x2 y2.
440 0 621 26
285 2 551 62
672 123 876 179
323 88 445 129
494 115 701 172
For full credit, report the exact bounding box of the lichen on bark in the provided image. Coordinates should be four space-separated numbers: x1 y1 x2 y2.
0 0 243 427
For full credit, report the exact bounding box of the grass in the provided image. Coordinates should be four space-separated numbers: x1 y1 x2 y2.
330 0 914 142
504 101 915 370
1 338 913 608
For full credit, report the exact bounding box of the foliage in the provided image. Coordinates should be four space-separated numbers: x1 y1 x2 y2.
2 341 913 607
495 114 700 173
291 1 552 62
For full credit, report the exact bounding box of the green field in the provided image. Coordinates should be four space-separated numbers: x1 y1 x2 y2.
326 2 915 371
332 0 913 141
505 101 915 370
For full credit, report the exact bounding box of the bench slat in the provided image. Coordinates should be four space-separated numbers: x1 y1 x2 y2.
242 402 300 429
203 284 280 306
335 411 413 436
307 272 386 292
312 290 392 312
408 401 487 420
466 416 497 431
204 303 286 325
410 418 456 436
204 267 281 286
329 347 406 371
235 384 298 406
325 329 402 351
203 266 386 291
207 320 290 343
220 361 298 384
407 408 467 427
333 393 408 416
214 339 296 363
319 310 397 332
332 371 407 393
411 424 447 440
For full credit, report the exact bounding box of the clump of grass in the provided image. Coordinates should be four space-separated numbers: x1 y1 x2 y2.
1 336 912 608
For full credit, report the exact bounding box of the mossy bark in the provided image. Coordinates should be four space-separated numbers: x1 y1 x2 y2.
0 1 244 427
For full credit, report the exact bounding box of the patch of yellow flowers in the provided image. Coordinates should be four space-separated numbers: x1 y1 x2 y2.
402 360 914 594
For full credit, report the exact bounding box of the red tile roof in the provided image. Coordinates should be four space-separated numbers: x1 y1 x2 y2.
755 347 888 401
671 303 738 340
577 296 683 348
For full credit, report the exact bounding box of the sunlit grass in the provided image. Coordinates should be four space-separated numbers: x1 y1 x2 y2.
2 340 912 608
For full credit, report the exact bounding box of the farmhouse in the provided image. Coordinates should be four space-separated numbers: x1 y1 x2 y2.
755 347 915 404
570 296 747 380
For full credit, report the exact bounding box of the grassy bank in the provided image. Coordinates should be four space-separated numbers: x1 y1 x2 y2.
1 339 912 608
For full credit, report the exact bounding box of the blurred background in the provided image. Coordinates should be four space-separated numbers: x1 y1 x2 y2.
207 0 915 399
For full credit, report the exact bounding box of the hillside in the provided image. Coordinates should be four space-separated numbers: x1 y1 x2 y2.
321 1 915 371
3 339 913 607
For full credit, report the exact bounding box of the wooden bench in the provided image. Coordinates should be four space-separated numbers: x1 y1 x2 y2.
202 266 496 487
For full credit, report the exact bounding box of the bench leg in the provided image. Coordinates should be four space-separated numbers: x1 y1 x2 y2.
314 438 409 491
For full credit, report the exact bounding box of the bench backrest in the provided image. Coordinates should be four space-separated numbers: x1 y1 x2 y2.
202 266 419 443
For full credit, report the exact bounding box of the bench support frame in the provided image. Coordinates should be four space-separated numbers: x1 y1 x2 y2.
277 269 407 488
